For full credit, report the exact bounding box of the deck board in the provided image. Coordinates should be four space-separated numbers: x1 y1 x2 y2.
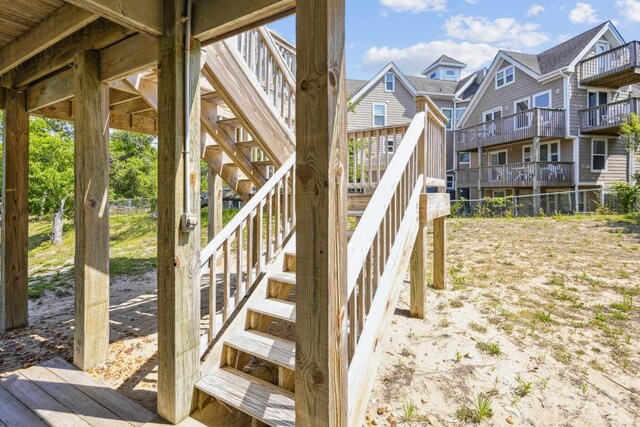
0 382 48 426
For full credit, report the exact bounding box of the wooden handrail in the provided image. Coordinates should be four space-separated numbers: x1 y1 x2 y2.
257 27 296 91
578 41 640 82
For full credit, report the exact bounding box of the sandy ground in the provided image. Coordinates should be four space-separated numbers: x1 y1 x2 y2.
1 216 639 426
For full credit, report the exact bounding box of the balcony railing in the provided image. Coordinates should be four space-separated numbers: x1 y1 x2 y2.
578 41 640 87
457 162 574 188
580 98 640 134
455 108 566 152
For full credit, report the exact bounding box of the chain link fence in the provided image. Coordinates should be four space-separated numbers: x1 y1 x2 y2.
450 188 638 218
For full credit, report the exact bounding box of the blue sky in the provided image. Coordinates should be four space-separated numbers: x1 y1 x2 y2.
270 0 640 80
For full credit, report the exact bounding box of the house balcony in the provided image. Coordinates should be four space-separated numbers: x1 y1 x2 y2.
580 97 640 135
578 41 640 88
455 108 566 152
456 162 574 188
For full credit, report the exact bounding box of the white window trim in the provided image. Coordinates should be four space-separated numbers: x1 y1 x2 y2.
522 141 562 162
384 72 395 93
532 90 553 108
482 107 503 123
495 65 515 89
591 139 608 172
446 175 455 190
488 149 508 165
441 107 453 129
372 103 387 127
513 97 531 130
595 41 610 53
386 138 395 153
458 152 471 166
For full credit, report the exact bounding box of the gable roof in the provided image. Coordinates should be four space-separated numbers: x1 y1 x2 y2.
346 79 368 98
347 62 417 103
422 54 467 75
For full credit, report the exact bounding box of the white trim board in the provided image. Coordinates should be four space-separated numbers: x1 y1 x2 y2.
350 62 417 103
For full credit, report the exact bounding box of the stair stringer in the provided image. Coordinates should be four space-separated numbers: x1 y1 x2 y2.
199 232 296 383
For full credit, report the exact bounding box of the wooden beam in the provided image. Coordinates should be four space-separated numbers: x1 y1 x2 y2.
7 19 131 89
0 4 97 76
26 68 74 111
100 35 158 82
73 50 110 371
65 0 163 37
207 170 223 241
1 89 29 332
295 0 348 425
193 0 295 44
109 97 154 115
156 0 201 422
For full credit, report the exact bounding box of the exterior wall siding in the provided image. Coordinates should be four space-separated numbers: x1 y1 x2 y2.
578 137 629 183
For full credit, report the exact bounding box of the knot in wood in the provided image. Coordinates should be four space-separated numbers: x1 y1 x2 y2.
300 79 310 92
173 257 180 268
328 70 337 87
335 164 344 178
87 197 97 208
296 164 312 184
311 368 325 386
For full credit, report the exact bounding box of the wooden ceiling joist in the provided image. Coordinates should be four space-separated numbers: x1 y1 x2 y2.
0 4 97 76
100 34 158 82
64 0 162 37
192 0 295 44
26 68 73 111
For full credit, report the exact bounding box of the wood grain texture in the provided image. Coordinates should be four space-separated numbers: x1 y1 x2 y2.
100 35 158 82
409 222 427 319
73 50 110 371
207 170 223 241
433 217 446 290
156 0 201 421
65 0 162 37
26 67 74 111
295 0 349 425
1 88 29 332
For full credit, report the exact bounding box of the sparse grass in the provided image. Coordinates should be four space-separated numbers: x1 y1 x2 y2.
469 322 488 333
534 311 553 324
476 341 502 356
401 399 418 422
456 394 494 424
514 374 533 396
611 296 633 312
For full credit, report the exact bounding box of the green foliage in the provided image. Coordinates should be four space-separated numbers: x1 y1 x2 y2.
348 137 363 182
620 112 640 155
610 181 639 213
514 374 533 396
456 394 494 423
109 130 158 200
476 341 502 356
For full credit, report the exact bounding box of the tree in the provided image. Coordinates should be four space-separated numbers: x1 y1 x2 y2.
620 113 640 156
109 130 158 201
29 117 74 244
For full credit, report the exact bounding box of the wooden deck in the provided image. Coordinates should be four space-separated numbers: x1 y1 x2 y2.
0 358 209 427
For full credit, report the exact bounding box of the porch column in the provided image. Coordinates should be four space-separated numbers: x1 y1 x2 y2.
477 147 482 197
73 51 110 370
1 89 29 332
295 0 348 425
533 136 541 213
157 0 202 422
207 169 223 241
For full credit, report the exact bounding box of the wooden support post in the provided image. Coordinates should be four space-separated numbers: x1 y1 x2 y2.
157 0 202 422
1 89 29 332
410 221 428 318
433 214 447 290
533 136 541 214
295 0 348 425
207 168 223 241
73 51 110 370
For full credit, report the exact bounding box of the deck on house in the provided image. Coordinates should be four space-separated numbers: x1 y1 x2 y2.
0 358 208 427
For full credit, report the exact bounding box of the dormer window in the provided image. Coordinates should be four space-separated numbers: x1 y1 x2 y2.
385 72 395 92
444 69 457 81
495 65 514 89
429 72 437 79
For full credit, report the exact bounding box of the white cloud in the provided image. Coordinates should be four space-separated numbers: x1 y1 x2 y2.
465 0 479 4
443 15 550 49
362 40 499 76
527 4 545 16
616 0 640 22
569 2 598 24
380 0 447 13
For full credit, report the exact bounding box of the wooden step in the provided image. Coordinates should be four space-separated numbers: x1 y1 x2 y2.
250 298 296 323
269 272 296 286
225 330 295 370
284 251 296 272
217 117 240 127
236 140 260 150
196 367 295 427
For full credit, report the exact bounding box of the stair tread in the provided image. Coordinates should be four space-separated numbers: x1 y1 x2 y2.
196 367 295 427
250 298 296 323
348 210 365 217
226 330 295 370
269 272 296 285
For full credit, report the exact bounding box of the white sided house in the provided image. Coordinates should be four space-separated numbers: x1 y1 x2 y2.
455 21 640 202
347 57 485 196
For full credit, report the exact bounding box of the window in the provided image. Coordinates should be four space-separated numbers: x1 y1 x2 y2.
429 72 437 79
523 146 532 162
384 72 395 92
455 108 466 125
386 139 395 153
514 98 530 129
596 41 610 54
523 141 561 162
493 190 507 198
444 69 457 81
458 152 471 166
495 65 515 89
441 108 453 130
592 139 607 171
447 175 454 190
373 103 386 127
533 90 551 108
483 108 502 122
489 150 507 166
549 142 559 162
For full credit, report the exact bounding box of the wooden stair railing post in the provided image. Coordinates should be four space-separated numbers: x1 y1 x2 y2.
296 0 349 425
156 0 202 422
73 51 111 370
1 88 29 332
410 97 428 318
207 169 223 242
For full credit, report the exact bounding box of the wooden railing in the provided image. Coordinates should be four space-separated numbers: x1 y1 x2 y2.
234 27 296 130
199 156 296 345
578 41 640 84
345 103 447 425
269 29 296 75
455 108 566 151
347 124 411 190
580 98 640 133
457 161 574 188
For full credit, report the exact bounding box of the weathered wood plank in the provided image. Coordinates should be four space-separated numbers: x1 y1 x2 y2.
0 382 47 427
207 170 223 241
193 0 295 44
0 4 97 76
295 0 349 425
409 220 427 319
100 35 158 82
420 193 451 222
433 216 446 290
26 67 74 111
65 0 162 37
73 50 110 370
156 0 201 422
1 89 29 332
